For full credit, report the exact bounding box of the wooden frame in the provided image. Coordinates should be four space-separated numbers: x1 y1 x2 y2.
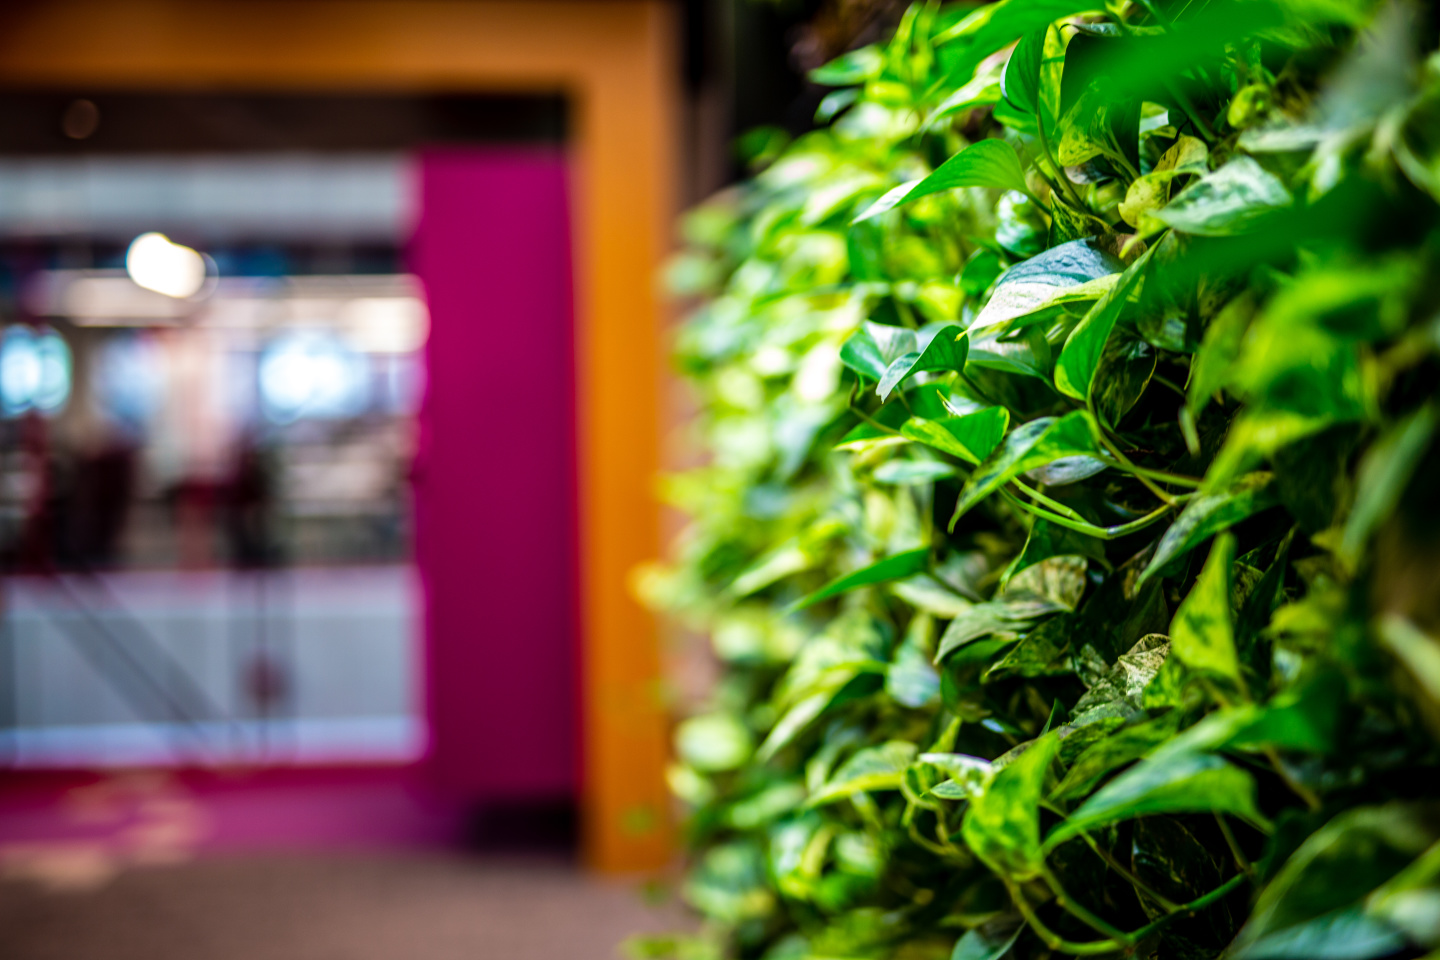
0 0 677 872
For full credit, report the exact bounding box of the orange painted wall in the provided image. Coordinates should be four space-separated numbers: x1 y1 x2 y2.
0 0 677 873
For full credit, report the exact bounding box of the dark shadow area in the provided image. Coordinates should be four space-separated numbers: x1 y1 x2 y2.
0 92 567 154
464 798 578 857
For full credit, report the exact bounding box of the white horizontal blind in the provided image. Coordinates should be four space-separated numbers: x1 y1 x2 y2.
0 154 415 241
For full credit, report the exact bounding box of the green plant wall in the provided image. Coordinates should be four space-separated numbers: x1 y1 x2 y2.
639 1 1440 958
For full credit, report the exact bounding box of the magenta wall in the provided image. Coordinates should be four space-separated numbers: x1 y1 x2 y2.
410 149 578 800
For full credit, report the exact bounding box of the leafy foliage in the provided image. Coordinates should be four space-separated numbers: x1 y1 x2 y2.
639 1 1440 958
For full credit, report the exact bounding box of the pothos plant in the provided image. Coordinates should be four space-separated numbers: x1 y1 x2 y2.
638 1 1440 958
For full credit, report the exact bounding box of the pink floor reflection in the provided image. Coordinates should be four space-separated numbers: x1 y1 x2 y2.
0 767 465 890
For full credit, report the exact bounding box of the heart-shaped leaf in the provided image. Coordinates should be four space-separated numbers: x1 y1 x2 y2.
1054 242 1157 401
854 140 1030 223
950 411 1101 526
1137 473 1279 585
877 326 968 399
790 548 930 611
962 734 1060 881
901 407 1010 464
1046 749 1269 849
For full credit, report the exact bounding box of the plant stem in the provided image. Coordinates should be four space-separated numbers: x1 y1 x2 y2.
1042 867 1134 942
1072 828 1182 913
1168 82 1218 142
1004 880 1125 956
957 370 1001 408
1036 120 1087 211
1104 134 1141 182
1085 406 1178 504
848 382 901 436
1151 373 1187 397
1132 0 1171 26
1215 813 1255 879
906 820 957 860
1011 479 1092 523
999 488 1175 540
1129 873 1248 941
1262 744 1323 811
1097 457 1204 488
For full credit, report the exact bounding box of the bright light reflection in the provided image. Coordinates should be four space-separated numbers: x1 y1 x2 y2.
341 297 429 353
259 332 371 423
126 232 208 299
1 326 72 417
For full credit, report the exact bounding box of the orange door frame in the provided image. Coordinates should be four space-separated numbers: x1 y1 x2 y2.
0 0 677 873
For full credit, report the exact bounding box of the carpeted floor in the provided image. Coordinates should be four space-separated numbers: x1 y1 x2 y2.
0 853 688 960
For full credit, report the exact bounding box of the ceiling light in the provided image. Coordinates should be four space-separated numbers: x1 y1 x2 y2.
125 232 208 299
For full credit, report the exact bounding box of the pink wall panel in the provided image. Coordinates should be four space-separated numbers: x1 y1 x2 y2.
411 149 578 800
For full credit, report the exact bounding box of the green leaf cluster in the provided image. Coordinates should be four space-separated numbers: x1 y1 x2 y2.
636 2 1440 959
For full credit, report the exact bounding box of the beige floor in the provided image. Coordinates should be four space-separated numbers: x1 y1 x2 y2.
0 853 689 960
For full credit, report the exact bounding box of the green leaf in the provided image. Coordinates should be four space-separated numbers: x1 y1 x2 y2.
1273 426 1355 534
901 407 1011 464
676 712 755 772
950 925 1023 960
1000 28 1046 115
758 691 834 762
1156 157 1293 236
1206 411 1338 493
853 141 1030 223
809 45 883 86
1054 242 1158 400
1051 713 1183 802
1070 634 1172 719
1340 404 1436 563
841 322 918 381
873 459 959 485
1048 194 1110 245
932 76 1004 122
1232 803 1440 958
732 542 820 598
809 741 918 805
970 239 1123 333
1054 0 1307 119
1001 519 1106 586
1138 473 1279 586
1229 327 1368 424
790 548 930 611
1024 455 1107 486
922 752 996 800
961 734 1061 881
1091 337 1156 427
1376 615 1440 713
888 616 941 708
984 613 1075 682
949 412 1101 526
1118 135 1209 231
936 0 1106 88
1230 906 1408 960
1166 673 1345 756
1367 836 1440 947
891 575 973 617
935 599 1060 663
1045 749 1269 849
683 841 774 923
878 326 968 399
1188 291 1256 416
961 249 1005 298
1169 533 1243 684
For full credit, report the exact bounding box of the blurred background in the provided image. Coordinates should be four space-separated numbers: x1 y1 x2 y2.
0 1 906 958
